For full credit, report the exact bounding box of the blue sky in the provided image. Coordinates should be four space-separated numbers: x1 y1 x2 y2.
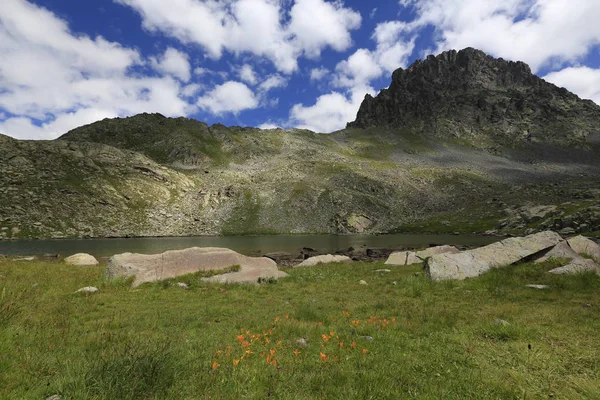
1 0 600 139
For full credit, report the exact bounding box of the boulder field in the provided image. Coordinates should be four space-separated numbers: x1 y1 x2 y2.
424 232 600 281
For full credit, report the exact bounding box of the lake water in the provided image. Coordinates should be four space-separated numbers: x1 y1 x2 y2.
0 234 500 260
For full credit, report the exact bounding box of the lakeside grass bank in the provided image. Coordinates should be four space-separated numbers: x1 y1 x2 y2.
1 258 599 399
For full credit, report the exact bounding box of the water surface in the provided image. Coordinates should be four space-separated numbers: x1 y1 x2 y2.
0 234 499 260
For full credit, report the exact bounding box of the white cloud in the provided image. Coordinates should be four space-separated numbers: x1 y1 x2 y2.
310 67 329 81
544 66 600 104
0 108 118 140
335 49 383 88
239 64 258 85
258 122 281 129
0 0 193 139
290 18 416 133
290 86 374 132
258 74 287 93
150 47 191 82
287 0 362 58
115 0 362 73
403 0 600 72
197 81 258 115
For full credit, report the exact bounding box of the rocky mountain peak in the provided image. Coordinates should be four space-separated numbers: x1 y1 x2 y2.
348 48 600 148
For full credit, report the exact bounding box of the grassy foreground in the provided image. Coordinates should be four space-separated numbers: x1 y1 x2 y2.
1 258 599 399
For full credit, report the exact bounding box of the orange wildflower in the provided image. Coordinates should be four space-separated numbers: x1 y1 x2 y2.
319 352 329 361
271 359 277 367
293 349 301 356
265 337 270 344
236 334 245 342
242 341 250 348
351 341 357 348
339 342 344 348
266 356 271 363
276 340 282 346
233 359 240 366
321 334 330 342
362 348 368 355
329 331 335 337
212 361 219 370
269 349 276 356
285 314 289 319
351 320 360 326
342 310 350 317
216 350 222 356
274 317 280 323
246 349 253 355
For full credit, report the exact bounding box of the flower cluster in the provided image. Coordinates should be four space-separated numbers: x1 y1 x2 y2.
210 311 397 371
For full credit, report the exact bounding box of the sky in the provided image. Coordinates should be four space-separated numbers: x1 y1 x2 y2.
1 0 600 140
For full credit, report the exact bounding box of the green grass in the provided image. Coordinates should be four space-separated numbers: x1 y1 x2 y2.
1 258 599 399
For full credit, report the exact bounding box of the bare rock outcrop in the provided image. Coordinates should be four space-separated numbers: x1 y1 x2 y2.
425 231 562 281
294 254 352 268
106 247 287 286
385 245 459 266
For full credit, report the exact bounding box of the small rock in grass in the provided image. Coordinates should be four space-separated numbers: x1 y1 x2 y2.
296 338 308 348
65 253 99 266
362 336 374 341
374 269 391 273
46 395 61 400
583 303 592 308
493 319 510 326
15 256 36 261
176 282 189 289
526 284 549 289
392 281 398 285
75 286 99 294
359 280 368 285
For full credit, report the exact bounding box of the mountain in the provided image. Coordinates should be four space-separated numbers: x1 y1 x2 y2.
1 49 600 241
348 48 600 151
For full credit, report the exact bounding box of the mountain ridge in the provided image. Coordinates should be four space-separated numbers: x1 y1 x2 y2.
1 48 600 240
348 47 600 151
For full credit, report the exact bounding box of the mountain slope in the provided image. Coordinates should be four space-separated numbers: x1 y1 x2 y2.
1 49 600 240
348 48 600 151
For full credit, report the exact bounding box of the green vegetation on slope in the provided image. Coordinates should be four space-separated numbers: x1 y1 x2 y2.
1 258 599 399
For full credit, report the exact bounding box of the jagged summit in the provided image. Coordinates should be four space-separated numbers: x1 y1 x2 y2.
348 48 600 148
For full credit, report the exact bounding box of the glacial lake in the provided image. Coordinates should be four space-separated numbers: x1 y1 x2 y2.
0 234 500 260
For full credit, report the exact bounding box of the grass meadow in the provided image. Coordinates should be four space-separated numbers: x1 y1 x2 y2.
1 258 599 399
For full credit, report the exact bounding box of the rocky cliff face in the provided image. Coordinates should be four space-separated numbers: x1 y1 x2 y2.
348 48 600 149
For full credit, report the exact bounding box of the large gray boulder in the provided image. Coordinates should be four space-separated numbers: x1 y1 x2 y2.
385 245 460 266
567 236 600 262
65 253 99 266
294 254 352 268
106 247 287 287
425 231 562 281
548 258 600 275
535 240 580 263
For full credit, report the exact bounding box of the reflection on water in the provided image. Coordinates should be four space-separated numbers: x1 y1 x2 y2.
0 234 500 260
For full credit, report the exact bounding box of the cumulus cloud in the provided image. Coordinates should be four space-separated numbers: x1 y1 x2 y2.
544 66 600 104
197 81 258 115
0 0 193 139
403 0 600 72
150 47 191 82
310 67 329 81
290 86 374 132
258 74 287 93
238 64 258 85
290 18 415 133
115 0 361 73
